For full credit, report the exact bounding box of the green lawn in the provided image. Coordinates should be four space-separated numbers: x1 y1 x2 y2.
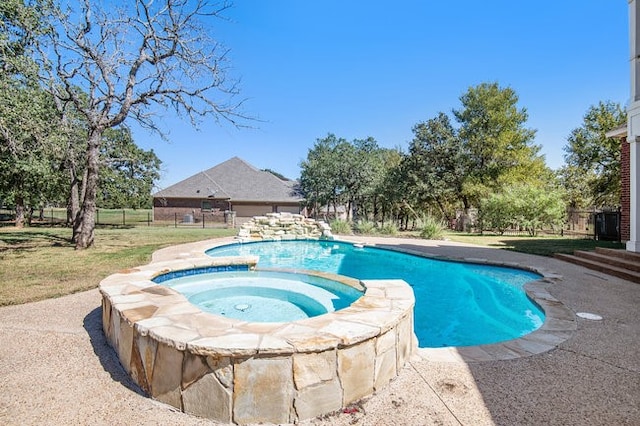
444 231 625 256
0 226 236 306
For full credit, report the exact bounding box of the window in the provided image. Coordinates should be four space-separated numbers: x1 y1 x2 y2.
201 200 212 211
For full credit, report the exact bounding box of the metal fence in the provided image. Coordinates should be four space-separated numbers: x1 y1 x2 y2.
0 208 153 226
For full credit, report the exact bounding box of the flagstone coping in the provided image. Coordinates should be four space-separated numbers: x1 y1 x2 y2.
100 254 416 424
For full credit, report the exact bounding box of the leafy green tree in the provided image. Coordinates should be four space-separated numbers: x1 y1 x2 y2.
480 184 566 236
562 101 626 207
454 82 542 205
300 134 388 222
98 127 161 209
299 134 345 218
0 0 64 226
406 112 467 219
401 82 549 228
337 137 385 221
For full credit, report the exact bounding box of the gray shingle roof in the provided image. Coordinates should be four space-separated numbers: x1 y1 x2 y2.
153 157 303 203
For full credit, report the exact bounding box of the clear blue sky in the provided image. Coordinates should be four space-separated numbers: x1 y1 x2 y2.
133 1 629 190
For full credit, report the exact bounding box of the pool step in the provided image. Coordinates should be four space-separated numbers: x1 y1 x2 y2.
554 247 640 284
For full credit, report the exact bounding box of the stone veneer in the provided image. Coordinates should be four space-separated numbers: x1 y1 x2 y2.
100 253 416 424
237 212 333 240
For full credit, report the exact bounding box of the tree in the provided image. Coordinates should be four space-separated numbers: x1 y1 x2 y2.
336 137 385 221
480 184 566 236
454 82 541 206
0 0 66 227
402 83 549 225
299 134 345 218
34 0 245 248
406 112 468 219
562 101 626 207
98 127 161 209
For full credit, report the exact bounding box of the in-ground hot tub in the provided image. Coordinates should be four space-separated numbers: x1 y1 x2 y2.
100 255 415 424
153 269 364 322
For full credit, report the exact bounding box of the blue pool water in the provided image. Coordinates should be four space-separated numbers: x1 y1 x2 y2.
206 240 545 348
154 269 363 322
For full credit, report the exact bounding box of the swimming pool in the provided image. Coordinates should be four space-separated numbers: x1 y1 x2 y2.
206 240 545 347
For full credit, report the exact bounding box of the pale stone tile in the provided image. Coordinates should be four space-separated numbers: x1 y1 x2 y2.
135 333 158 387
233 356 294 424
181 352 211 389
148 325 200 351
154 302 201 316
101 298 113 342
396 315 414 369
134 316 173 336
376 329 397 355
286 333 342 352
206 357 233 389
374 345 397 391
188 333 260 357
258 334 295 353
117 315 134 374
150 342 184 408
350 296 391 309
122 305 158 323
129 335 150 393
235 321 283 334
338 339 375 405
293 350 337 390
140 286 176 296
182 373 232 423
110 293 149 304
320 320 379 346
294 378 343 421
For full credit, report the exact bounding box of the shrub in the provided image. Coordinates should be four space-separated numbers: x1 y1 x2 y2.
480 184 566 236
380 222 398 236
330 219 352 234
419 215 445 240
354 220 376 234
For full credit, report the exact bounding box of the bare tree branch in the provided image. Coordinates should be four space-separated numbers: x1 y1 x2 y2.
33 0 249 248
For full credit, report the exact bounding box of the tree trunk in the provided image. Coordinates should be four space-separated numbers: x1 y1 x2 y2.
15 195 25 228
75 130 102 249
68 163 81 233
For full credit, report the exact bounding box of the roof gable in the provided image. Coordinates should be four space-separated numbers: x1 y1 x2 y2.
154 157 303 203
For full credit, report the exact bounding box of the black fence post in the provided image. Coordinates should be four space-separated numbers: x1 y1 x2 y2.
97 209 100 225
202 213 205 229
174 212 177 228
148 212 151 226
122 209 126 226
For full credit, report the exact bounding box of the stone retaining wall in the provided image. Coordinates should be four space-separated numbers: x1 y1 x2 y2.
100 253 416 424
237 212 333 240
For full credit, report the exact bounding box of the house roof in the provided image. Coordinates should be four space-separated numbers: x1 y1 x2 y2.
153 157 303 203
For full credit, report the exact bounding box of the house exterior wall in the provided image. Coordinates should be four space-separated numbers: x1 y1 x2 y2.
232 202 301 218
153 197 301 222
153 197 229 222
621 137 631 242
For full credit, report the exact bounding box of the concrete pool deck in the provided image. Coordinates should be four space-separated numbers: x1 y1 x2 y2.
1 236 639 425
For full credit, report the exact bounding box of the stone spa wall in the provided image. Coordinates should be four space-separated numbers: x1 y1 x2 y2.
237 212 333 240
100 255 416 424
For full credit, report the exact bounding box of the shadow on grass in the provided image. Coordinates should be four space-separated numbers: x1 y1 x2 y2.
496 238 625 256
83 306 146 396
0 230 73 250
